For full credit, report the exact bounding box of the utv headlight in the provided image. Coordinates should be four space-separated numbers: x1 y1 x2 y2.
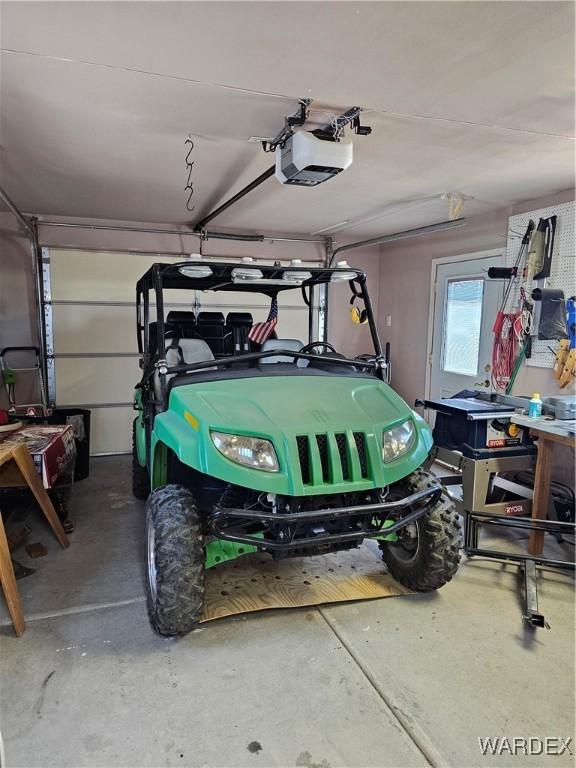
382 420 415 463
211 431 279 472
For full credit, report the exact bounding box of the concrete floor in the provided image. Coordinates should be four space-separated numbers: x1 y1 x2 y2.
1 457 574 768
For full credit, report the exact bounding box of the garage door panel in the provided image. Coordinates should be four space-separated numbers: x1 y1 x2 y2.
162 291 199 309
47 301 313 349
50 250 185 302
89 406 135 455
53 305 138 354
198 289 310 311
48 249 321 453
55 358 139 405
53 303 206 354
199 291 272 310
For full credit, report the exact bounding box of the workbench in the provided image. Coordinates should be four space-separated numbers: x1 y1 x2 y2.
426 395 575 628
510 414 576 555
0 425 74 635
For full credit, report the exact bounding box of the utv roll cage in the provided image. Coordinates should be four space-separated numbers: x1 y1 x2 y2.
136 261 386 411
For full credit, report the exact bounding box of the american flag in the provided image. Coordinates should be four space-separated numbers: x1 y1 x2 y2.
248 296 278 345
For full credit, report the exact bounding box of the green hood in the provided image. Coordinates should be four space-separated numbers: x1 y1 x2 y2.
152 375 432 496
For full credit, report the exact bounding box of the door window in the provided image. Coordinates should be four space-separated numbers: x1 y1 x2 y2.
441 278 484 376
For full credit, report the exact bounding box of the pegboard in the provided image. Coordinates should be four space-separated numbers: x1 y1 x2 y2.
505 200 575 368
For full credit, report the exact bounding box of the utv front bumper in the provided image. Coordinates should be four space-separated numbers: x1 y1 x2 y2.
209 483 441 552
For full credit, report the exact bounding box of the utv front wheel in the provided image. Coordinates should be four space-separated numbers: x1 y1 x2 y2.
380 470 461 591
145 485 205 636
132 421 150 500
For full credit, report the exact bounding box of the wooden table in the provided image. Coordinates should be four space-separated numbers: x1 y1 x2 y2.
0 443 70 635
511 414 576 555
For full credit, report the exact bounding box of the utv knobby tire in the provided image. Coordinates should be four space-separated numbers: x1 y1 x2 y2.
145 485 205 636
132 422 150 500
380 469 461 591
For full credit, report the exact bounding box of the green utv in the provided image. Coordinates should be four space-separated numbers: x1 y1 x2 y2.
133 260 461 636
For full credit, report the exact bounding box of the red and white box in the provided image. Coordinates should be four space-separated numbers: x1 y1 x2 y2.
0 424 76 488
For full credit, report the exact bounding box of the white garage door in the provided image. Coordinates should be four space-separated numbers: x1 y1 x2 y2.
43 248 321 455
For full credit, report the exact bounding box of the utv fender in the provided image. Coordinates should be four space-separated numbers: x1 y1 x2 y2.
150 414 295 495
151 411 205 486
133 389 147 467
134 415 147 468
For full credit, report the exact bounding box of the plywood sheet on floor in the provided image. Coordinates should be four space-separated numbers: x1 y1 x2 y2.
202 543 409 621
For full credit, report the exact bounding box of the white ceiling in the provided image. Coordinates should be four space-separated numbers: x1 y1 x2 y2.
1 1 574 237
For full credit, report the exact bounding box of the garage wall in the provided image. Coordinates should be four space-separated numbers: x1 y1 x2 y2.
376 188 576 410
0 212 41 409
327 248 381 360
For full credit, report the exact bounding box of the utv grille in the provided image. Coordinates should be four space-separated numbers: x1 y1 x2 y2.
335 433 350 480
296 435 311 484
295 431 370 486
316 434 330 482
353 432 369 478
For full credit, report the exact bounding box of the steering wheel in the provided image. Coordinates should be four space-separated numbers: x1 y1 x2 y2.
300 341 337 355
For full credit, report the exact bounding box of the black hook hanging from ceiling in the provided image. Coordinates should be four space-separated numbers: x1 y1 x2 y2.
184 136 195 212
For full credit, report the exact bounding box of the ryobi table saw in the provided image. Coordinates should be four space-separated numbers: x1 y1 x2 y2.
422 392 575 629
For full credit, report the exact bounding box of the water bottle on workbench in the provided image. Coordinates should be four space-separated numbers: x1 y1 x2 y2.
528 393 543 418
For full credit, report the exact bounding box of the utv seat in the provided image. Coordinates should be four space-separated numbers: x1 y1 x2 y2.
153 337 214 400
148 321 179 357
307 351 356 374
259 338 306 365
225 312 253 355
197 312 226 355
166 311 197 338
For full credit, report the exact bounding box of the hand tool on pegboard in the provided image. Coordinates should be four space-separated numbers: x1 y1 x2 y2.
558 296 576 387
491 220 534 391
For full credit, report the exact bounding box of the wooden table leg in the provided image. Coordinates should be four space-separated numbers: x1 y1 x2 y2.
528 436 554 556
12 444 70 549
0 514 25 636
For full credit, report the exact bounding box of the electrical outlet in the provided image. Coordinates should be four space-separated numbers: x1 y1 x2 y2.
386 315 392 327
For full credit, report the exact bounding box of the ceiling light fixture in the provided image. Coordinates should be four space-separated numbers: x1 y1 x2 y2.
314 193 474 237
329 196 443 234
442 192 469 220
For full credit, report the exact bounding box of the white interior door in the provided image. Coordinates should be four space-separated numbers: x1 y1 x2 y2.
429 252 503 401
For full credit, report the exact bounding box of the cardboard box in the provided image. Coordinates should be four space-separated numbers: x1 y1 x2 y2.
0 425 76 488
